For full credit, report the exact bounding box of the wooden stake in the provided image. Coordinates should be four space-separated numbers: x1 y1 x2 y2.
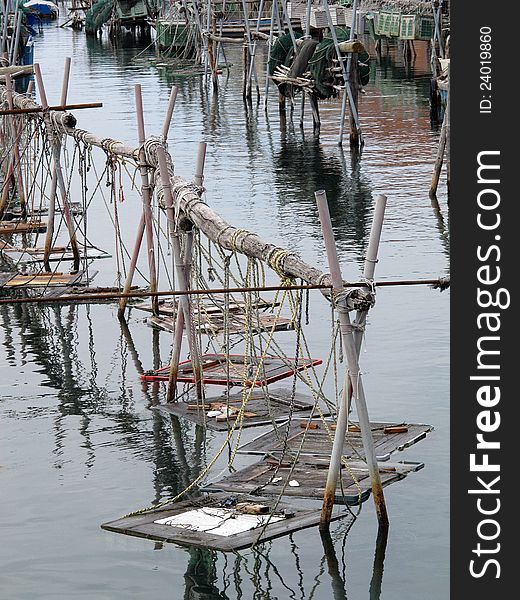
429 84 449 199
35 61 81 273
156 145 204 401
134 84 159 315
161 86 179 142
315 189 388 530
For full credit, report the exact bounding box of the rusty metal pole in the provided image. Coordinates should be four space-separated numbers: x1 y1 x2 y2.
315 189 388 530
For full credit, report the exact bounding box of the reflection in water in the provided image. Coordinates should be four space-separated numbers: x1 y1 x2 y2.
369 526 389 600
271 131 373 260
0 303 203 499
1 300 391 599
184 548 228 600
321 529 348 600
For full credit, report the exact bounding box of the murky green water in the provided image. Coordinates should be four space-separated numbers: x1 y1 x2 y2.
1 21 449 599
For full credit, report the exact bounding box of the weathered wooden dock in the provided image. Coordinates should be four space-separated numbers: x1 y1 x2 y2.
154 387 329 431
202 458 424 502
236 419 433 461
142 354 323 387
101 492 355 552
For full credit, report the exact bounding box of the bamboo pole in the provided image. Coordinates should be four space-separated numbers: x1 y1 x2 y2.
263 0 276 109
161 86 178 142
429 84 449 199
134 84 159 315
348 195 387 408
35 61 81 273
156 144 204 401
315 189 388 530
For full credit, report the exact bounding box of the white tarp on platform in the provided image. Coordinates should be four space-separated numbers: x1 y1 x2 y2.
154 507 284 537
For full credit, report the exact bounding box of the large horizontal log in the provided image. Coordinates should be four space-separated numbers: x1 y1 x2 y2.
338 40 366 54
0 65 33 79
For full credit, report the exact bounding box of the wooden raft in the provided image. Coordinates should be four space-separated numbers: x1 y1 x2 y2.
137 297 292 336
147 312 293 336
154 387 329 431
101 492 354 552
237 419 434 461
202 458 424 503
0 220 47 235
0 243 111 264
0 271 86 288
141 354 323 387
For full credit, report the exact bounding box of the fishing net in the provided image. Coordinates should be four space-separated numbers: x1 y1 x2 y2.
267 32 303 77
309 28 370 100
85 0 115 35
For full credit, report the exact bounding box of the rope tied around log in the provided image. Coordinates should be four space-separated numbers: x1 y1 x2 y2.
229 228 255 253
267 248 297 286
333 287 376 312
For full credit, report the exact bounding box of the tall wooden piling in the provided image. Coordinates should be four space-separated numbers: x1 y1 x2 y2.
156 144 204 402
429 80 450 199
35 61 81 273
315 189 388 530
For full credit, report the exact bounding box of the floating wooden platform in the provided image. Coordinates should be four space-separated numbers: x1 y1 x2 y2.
0 220 47 235
0 270 87 288
147 312 293 336
153 387 329 430
141 354 323 387
237 419 433 461
135 297 276 317
202 458 424 503
137 297 291 336
0 242 111 264
101 492 353 551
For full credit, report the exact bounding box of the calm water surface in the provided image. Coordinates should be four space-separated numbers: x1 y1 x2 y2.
1 20 449 600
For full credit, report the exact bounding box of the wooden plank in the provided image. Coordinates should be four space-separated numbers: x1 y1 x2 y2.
135 297 277 316
101 492 354 551
146 312 294 335
202 459 424 502
0 246 111 264
237 420 434 460
0 221 47 235
153 387 329 430
142 354 323 387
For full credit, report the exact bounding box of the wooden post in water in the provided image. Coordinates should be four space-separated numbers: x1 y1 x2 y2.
134 84 159 315
315 189 388 530
429 82 450 199
322 0 362 147
35 60 81 273
263 0 276 110
156 144 204 402
0 74 26 219
119 86 178 318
